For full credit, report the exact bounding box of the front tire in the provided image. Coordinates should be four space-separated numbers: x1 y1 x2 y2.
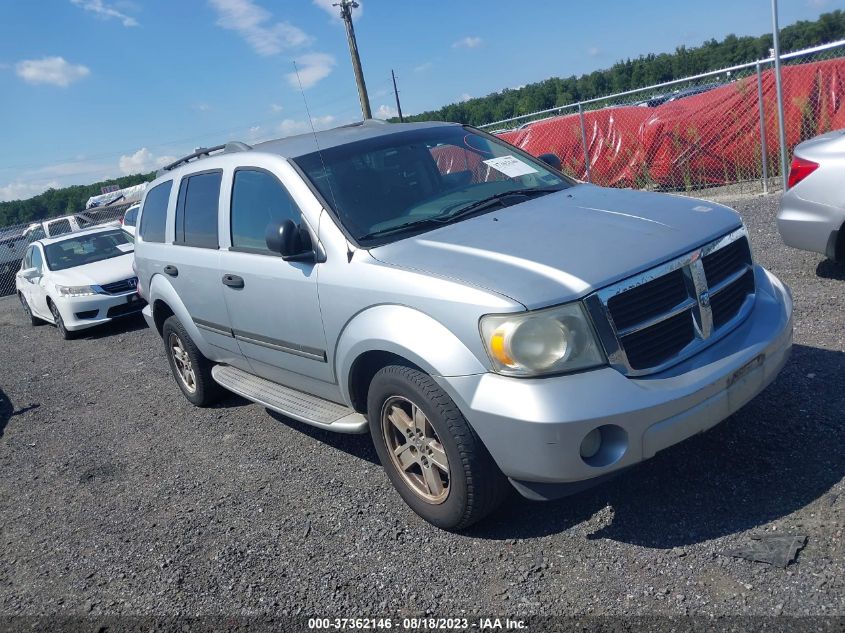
367 365 510 530
162 315 224 407
49 301 75 339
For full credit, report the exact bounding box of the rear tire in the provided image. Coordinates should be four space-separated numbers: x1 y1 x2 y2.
162 315 224 407
19 293 40 326
367 364 510 530
49 301 75 340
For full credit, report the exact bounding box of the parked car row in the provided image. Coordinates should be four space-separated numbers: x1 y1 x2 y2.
11 119 842 530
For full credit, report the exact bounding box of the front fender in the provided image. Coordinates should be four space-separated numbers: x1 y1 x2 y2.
148 273 216 359
335 304 488 403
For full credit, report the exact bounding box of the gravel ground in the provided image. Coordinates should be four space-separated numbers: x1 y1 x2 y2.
0 193 843 624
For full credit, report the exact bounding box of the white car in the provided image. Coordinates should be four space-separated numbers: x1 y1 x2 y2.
15 226 145 338
121 203 140 237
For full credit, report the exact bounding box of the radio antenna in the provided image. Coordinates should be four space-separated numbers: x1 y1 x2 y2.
292 60 352 261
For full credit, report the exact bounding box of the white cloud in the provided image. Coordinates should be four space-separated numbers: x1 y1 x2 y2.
587 46 601 58
70 0 139 27
452 36 482 49
0 180 62 203
312 0 362 20
118 148 176 175
414 62 433 73
271 103 284 112
278 115 336 137
287 53 336 89
16 57 90 87
458 93 472 103
208 0 311 56
375 104 397 119
194 103 212 112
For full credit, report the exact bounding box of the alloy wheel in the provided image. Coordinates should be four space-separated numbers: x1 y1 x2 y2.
381 395 450 504
169 332 197 394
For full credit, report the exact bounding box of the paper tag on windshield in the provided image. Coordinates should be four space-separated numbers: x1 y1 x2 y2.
483 155 538 178
116 243 134 253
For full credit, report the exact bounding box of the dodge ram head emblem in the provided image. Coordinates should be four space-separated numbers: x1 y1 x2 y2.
698 290 711 308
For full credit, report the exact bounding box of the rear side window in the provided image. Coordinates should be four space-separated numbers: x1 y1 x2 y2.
176 171 221 249
230 169 301 252
49 219 72 236
139 181 173 243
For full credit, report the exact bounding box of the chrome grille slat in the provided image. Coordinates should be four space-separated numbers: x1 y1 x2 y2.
588 227 755 376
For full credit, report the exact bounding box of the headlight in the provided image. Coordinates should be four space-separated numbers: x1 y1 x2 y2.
480 302 605 376
55 284 97 297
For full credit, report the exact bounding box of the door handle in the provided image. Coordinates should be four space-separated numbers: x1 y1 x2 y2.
163 265 178 277
222 274 244 288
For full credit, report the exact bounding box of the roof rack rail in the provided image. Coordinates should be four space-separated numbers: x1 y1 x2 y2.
158 141 252 175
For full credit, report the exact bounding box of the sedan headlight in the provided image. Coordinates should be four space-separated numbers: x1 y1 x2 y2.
480 302 605 376
55 284 97 297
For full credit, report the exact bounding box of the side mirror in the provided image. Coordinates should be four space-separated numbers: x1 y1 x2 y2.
265 219 314 262
20 267 39 281
538 153 563 171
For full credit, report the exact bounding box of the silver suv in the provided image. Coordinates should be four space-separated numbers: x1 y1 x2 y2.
134 120 793 530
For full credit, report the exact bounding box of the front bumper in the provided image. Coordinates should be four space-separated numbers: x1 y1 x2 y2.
54 291 146 331
437 266 793 495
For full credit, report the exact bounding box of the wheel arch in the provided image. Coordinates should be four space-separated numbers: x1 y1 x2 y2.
335 304 488 412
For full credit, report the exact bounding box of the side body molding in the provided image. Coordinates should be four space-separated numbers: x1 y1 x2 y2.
334 304 488 405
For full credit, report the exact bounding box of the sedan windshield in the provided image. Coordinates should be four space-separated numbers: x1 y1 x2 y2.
44 229 134 271
294 126 572 245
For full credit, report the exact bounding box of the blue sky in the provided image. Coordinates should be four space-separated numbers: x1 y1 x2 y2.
0 0 841 201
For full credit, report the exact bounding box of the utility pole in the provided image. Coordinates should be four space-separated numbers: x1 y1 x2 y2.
391 69 404 122
771 0 789 190
335 0 371 119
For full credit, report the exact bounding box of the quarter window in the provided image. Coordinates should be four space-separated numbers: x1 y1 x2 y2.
31 246 44 272
176 171 221 249
230 169 301 252
139 181 173 243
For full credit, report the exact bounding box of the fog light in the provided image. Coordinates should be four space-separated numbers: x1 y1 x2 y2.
580 428 602 459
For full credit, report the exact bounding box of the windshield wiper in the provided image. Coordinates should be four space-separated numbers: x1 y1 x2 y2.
357 217 445 241
434 186 563 222
357 187 564 242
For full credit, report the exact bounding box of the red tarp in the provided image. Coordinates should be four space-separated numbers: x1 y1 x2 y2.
498 58 845 189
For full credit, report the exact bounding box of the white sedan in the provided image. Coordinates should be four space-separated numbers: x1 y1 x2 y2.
15 226 146 339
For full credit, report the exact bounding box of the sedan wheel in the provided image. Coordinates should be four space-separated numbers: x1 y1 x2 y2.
49 302 74 340
168 332 197 394
19 294 39 326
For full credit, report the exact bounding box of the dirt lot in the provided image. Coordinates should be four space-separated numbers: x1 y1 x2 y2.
0 193 843 623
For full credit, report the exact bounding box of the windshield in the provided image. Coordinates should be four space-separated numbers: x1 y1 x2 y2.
44 229 134 271
293 126 572 245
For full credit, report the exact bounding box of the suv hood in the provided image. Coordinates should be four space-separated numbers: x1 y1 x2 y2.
370 184 742 309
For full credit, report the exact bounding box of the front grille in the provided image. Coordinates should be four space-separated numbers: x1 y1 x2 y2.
107 299 146 318
589 228 755 376
607 268 688 331
100 277 137 294
711 268 755 327
703 237 752 286
622 310 695 370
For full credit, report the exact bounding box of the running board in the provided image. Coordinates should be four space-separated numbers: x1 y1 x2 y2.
211 365 368 434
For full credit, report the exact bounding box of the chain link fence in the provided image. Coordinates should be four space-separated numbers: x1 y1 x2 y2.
0 203 133 298
483 40 845 199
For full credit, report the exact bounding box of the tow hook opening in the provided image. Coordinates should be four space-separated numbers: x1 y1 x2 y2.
580 424 628 468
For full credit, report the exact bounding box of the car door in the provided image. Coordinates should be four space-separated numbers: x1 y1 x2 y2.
27 245 50 318
219 167 331 385
163 170 243 362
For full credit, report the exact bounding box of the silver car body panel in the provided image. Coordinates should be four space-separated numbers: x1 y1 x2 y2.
777 129 845 261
